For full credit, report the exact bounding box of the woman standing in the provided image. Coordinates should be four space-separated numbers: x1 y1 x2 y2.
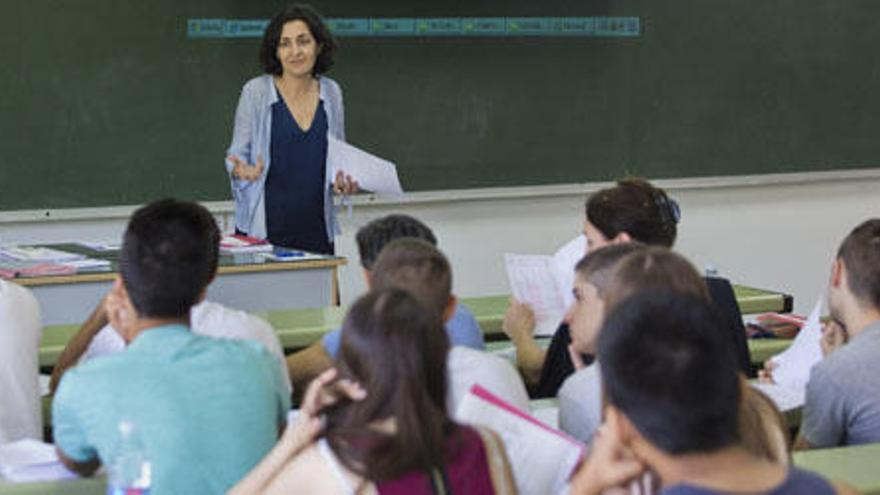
226 4 355 254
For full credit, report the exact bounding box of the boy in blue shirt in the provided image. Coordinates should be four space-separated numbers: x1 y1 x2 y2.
53 199 289 494
286 214 484 392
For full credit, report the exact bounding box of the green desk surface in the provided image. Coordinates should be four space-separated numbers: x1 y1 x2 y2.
794 443 880 495
486 338 793 367
0 478 104 495
38 284 792 368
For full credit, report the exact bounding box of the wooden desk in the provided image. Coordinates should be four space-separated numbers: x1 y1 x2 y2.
14 244 345 325
794 443 880 495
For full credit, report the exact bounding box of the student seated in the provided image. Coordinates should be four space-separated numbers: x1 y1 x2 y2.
570 292 853 495
287 214 486 393
0 279 42 444
231 288 516 494
796 218 880 448
369 238 528 414
49 233 291 395
560 246 788 463
503 178 751 397
52 199 290 494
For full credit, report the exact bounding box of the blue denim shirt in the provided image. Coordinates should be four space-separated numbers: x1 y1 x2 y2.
225 75 345 240
322 303 486 357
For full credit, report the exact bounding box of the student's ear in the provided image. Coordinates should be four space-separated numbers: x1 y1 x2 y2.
612 231 633 244
829 258 845 291
362 268 372 288
606 405 637 446
442 295 457 324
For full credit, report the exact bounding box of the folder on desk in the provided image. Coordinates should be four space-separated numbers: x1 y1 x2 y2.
456 384 585 495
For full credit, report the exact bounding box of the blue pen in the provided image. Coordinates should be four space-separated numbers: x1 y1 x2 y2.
274 248 305 259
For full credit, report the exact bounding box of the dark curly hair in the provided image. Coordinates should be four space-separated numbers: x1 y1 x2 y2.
260 4 337 76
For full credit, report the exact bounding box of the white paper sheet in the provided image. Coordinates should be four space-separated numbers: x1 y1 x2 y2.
504 235 587 336
750 382 806 412
769 296 824 390
327 137 404 198
457 386 584 495
505 254 568 336
0 439 78 482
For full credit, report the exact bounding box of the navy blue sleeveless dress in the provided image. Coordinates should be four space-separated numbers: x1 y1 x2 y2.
264 90 333 254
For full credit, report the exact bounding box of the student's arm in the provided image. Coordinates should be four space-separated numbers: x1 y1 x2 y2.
831 480 861 495
49 298 109 394
502 299 546 386
230 369 365 495
798 364 846 450
791 434 812 451
286 342 334 398
55 447 101 477
52 372 101 477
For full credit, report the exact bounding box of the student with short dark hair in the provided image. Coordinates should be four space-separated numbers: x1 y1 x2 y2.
798 218 880 448
49 202 291 396
504 178 750 397
286 214 484 393
570 292 851 495
231 289 517 494
52 199 290 494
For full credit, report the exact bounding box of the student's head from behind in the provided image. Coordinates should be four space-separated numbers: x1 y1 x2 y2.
830 218 880 324
602 246 709 312
565 243 646 355
260 4 337 77
117 198 219 322
355 214 437 271
598 291 741 456
369 238 454 322
584 178 679 251
328 288 451 482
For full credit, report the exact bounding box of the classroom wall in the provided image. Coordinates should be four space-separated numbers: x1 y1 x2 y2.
1 172 878 315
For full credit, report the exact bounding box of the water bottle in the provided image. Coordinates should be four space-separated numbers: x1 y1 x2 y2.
107 420 151 495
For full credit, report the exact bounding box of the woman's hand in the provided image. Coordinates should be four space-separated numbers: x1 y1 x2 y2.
282 368 367 452
333 171 359 195
229 155 265 181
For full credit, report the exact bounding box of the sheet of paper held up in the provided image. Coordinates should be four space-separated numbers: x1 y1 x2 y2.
327 137 404 198
770 296 824 390
505 235 587 336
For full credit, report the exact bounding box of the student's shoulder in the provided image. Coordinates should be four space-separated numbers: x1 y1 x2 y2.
191 300 274 340
559 365 600 396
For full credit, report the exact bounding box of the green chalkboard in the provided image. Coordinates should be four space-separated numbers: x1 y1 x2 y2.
2 0 879 211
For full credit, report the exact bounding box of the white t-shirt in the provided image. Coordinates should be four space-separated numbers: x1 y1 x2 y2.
83 300 292 394
558 364 603 444
448 346 530 419
0 280 42 444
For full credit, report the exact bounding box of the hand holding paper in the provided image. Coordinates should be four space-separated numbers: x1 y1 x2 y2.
327 137 404 198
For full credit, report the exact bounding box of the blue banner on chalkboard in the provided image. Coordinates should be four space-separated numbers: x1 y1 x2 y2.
187 17 640 39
